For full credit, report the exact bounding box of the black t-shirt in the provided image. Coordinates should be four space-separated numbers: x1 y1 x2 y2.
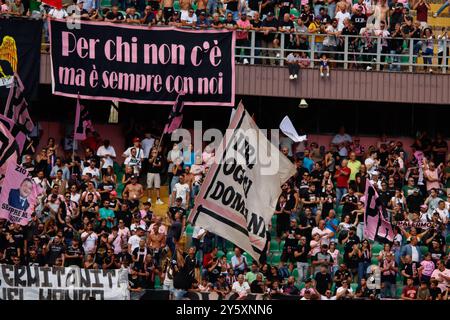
379 190 393 208
402 262 420 286
294 242 310 262
356 285 371 298
344 234 360 252
351 14 367 32
115 210 132 228
117 251 132 264
314 272 332 295
148 155 163 174
169 206 187 220
334 269 352 288
278 19 295 32
300 12 314 25
261 18 278 41
65 245 84 267
47 243 65 265
223 19 236 28
168 220 182 241
321 191 335 217
106 11 124 21
5 241 18 262
251 19 263 41
430 287 442 300
261 0 276 16
250 279 265 293
302 190 319 209
132 247 147 268
128 274 144 289
284 227 301 248
298 214 316 240
341 194 358 217
149 0 160 10
12 229 25 249
227 0 239 11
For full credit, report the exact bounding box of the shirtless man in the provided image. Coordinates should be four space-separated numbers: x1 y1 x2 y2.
123 175 144 211
148 224 166 266
195 0 208 16
180 0 193 21
375 0 389 28
162 0 174 23
183 166 195 191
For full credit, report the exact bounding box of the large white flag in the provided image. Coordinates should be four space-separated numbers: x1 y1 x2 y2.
279 116 307 143
188 103 296 261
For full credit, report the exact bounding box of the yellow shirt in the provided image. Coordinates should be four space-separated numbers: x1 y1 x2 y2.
347 159 361 181
308 22 324 43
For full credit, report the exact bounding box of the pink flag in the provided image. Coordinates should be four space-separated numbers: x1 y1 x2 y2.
0 162 42 226
163 92 186 134
74 97 94 141
364 179 394 243
0 123 18 186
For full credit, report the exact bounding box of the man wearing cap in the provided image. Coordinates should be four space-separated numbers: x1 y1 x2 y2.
122 137 144 161
168 10 182 25
171 174 190 209
196 11 211 28
261 12 278 65
312 243 334 274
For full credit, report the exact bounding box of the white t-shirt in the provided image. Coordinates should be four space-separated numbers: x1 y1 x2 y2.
336 286 353 296
128 235 142 253
331 134 352 146
82 166 100 179
141 138 155 158
335 11 351 31
232 281 250 295
311 227 333 246
173 183 190 204
431 268 450 292
364 157 378 175
411 245 420 263
97 145 117 169
81 231 98 254
49 8 68 19
181 12 197 23
123 147 145 160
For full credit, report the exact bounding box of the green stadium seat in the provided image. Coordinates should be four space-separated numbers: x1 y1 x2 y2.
446 234 450 244
185 224 194 236
350 283 358 292
100 0 112 7
279 240 285 250
293 268 299 280
174 0 180 11
371 257 379 265
243 252 253 265
226 251 234 262
420 246 429 255
371 243 383 255
290 8 299 18
270 240 279 252
271 252 281 265
154 275 161 289
218 250 225 258
396 286 403 298
226 241 235 251
336 205 343 215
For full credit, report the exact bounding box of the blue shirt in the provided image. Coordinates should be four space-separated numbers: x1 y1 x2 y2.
325 218 339 237
99 207 115 228
303 157 314 172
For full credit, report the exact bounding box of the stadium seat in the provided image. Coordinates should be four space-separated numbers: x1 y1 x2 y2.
371 257 378 265
218 250 225 258
420 246 429 255
290 8 299 18
173 0 180 11
396 286 403 298
243 252 253 264
270 240 279 253
185 224 194 236
226 251 234 262
350 283 358 292
293 268 299 280
371 243 383 255
336 205 343 216
226 241 235 251
100 0 112 7
446 234 450 244
154 276 162 289
279 240 285 250
271 252 281 265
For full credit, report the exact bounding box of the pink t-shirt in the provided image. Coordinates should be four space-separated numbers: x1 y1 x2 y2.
425 169 440 191
236 19 251 40
420 260 435 277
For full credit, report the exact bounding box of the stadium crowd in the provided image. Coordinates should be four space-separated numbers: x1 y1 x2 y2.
0 124 449 300
1 0 449 71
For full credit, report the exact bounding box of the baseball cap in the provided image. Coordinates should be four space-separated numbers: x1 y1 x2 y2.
110 190 118 196
176 196 183 202
420 204 428 209
199 10 206 15
315 15 321 20
77 0 84 3
174 11 179 15
267 11 274 17
133 137 140 143
131 175 137 179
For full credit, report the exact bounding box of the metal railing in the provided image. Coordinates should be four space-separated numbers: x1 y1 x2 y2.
36 20 450 74
235 30 450 73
